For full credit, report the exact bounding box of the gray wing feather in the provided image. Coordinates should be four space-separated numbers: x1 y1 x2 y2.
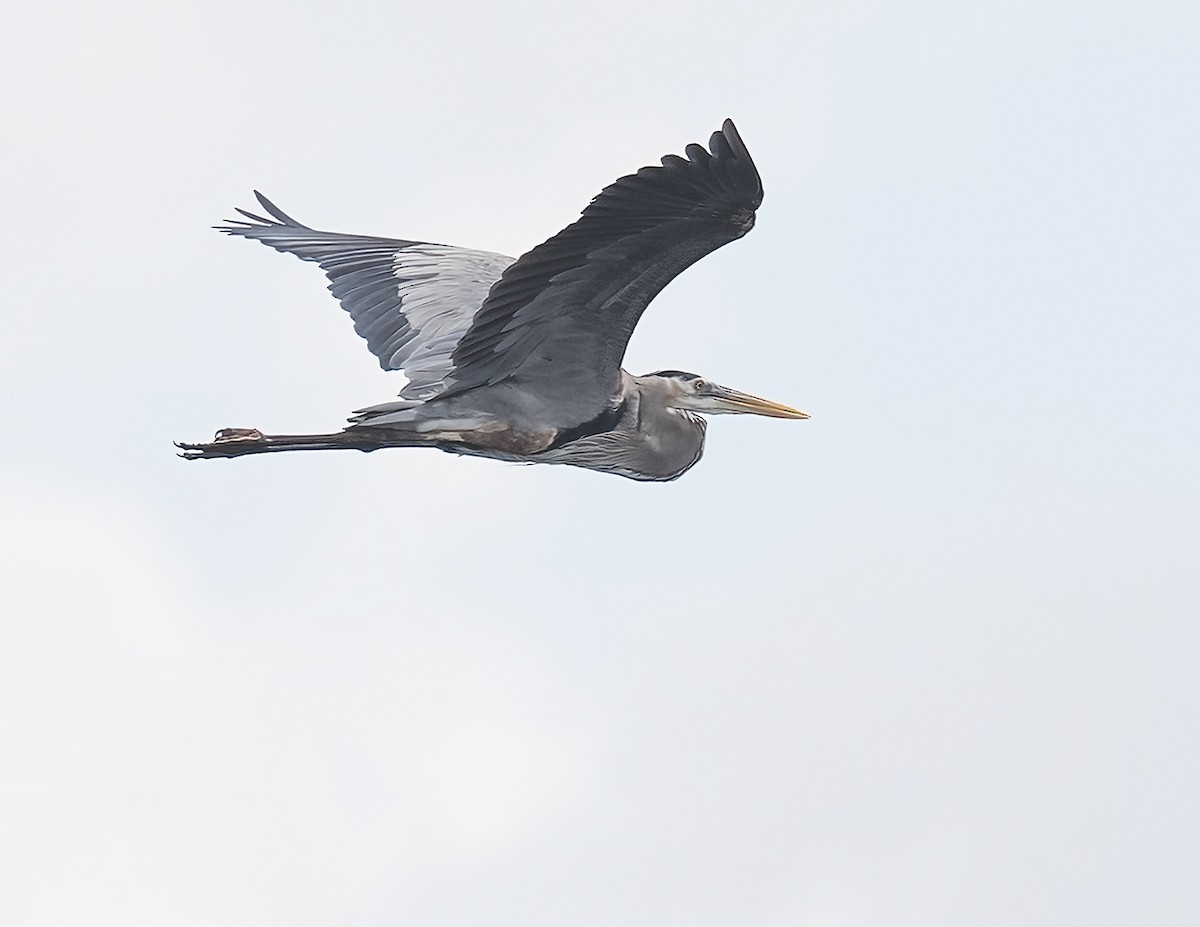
443 119 763 424
218 193 514 399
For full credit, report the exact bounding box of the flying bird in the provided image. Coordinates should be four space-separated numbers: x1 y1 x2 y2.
178 119 808 481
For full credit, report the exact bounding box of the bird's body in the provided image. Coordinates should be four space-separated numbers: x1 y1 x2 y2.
179 120 808 480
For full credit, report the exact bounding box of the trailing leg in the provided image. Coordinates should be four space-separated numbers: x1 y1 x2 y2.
175 426 419 459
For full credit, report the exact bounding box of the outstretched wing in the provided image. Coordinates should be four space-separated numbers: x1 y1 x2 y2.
443 119 763 424
218 193 515 399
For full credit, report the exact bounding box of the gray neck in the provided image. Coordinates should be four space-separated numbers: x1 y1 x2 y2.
536 372 707 481
624 373 707 480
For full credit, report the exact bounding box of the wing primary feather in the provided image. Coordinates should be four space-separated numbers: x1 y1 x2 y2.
253 190 308 227
229 208 274 225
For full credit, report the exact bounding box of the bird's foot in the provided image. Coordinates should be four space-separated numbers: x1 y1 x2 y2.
175 427 265 459
213 427 264 443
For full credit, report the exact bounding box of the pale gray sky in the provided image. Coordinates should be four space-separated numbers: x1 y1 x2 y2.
2 1 1197 925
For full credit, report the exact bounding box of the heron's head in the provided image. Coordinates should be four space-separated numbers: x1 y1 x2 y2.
643 370 810 419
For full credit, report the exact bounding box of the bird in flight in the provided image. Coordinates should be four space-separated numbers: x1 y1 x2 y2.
178 119 808 481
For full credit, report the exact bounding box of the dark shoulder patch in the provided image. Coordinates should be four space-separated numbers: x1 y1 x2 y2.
545 398 629 451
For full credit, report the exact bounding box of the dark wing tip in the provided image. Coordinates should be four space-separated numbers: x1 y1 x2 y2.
215 191 311 234
252 190 306 226
579 118 764 228
721 119 746 152
712 118 763 209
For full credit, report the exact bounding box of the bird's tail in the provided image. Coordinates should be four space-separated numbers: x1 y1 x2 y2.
175 427 421 460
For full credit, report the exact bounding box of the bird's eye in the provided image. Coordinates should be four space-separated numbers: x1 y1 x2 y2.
693 379 706 391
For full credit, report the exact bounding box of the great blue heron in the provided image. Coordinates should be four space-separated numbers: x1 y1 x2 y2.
178 119 808 481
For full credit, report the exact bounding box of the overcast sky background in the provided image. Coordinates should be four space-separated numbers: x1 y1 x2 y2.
2 1 1197 925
